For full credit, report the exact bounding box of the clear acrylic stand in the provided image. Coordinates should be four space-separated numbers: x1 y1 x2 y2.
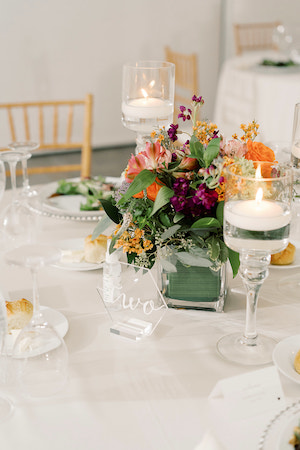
97 261 168 341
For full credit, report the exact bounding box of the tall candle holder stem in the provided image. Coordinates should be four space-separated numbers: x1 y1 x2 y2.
240 251 270 345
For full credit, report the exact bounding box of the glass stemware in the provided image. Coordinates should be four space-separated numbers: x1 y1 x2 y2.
8 142 39 198
0 151 38 250
291 103 300 200
122 61 175 154
217 161 293 365
5 244 68 398
0 299 14 420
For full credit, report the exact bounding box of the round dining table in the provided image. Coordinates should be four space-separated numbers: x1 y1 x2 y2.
1 184 300 450
214 51 300 143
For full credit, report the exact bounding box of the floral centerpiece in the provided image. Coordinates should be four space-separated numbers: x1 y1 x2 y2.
93 95 276 310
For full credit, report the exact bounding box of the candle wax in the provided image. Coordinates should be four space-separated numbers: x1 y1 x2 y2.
225 200 290 231
122 98 173 119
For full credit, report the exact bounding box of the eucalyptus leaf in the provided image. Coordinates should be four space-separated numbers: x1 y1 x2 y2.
150 186 174 216
92 215 113 240
176 251 212 267
160 259 177 272
118 170 156 204
174 212 185 223
160 224 181 240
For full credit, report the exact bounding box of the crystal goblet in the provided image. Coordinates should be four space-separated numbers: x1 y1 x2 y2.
5 244 68 398
122 61 175 154
0 151 38 250
8 141 39 198
217 161 293 365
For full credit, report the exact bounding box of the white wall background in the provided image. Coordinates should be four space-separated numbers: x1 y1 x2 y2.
1 0 299 148
0 0 221 148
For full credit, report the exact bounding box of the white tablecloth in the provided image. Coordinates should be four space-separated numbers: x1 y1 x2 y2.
214 51 300 143
1 187 300 450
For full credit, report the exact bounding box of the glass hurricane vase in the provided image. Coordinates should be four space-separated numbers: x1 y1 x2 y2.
159 246 227 312
122 61 175 154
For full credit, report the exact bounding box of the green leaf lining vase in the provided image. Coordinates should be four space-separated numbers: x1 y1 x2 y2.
159 248 227 312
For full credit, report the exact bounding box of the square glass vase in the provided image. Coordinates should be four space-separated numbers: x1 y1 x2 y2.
159 250 227 312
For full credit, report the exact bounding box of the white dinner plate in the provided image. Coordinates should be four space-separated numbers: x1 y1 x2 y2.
270 241 300 270
272 335 300 384
5 306 69 357
52 238 104 271
32 176 121 222
259 401 300 449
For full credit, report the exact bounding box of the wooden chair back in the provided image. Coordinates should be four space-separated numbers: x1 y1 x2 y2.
0 93 93 179
234 22 281 55
165 47 198 121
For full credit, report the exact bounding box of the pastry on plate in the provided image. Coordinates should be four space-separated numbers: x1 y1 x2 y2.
271 242 296 265
6 298 33 333
84 234 107 263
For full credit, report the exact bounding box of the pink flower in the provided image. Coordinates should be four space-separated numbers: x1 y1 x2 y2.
125 141 172 183
223 140 247 158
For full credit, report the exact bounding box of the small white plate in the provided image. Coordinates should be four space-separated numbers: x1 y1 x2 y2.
272 335 300 384
52 238 104 271
270 241 300 270
5 306 69 357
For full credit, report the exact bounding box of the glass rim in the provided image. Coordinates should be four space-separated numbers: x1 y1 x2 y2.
123 60 175 70
225 160 293 182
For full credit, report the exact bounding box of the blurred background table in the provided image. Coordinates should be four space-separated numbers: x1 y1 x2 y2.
214 51 300 143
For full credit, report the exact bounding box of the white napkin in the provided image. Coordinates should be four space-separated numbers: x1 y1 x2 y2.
195 429 225 450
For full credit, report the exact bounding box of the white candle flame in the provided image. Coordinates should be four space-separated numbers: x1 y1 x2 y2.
256 187 263 204
141 88 148 98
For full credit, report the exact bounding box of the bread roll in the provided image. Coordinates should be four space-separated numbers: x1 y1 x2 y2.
6 298 33 333
294 349 300 374
84 234 107 263
271 242 296 266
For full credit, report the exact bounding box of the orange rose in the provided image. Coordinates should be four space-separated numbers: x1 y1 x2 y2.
133 178 163 202
245 140 275 162
245 140 276 178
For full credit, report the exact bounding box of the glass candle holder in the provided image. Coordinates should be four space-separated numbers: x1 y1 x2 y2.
122 61 175 154
217 161 293 365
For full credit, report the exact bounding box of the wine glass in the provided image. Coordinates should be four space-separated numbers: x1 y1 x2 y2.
217 161 293 365
0 150 38 250
291 103 300 200
5 244 68 398
122 61 175 154
7 142 39 198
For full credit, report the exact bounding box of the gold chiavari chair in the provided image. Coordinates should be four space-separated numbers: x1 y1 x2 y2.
164 47 198 121
234 22 281 55
0 93 93 179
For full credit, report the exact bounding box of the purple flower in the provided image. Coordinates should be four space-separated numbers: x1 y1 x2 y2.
170 195 187 212
171 152 177 162
192 95 204 104
168 123 179 142
172 177 190 196
194 184 218 211
178 106 192 122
